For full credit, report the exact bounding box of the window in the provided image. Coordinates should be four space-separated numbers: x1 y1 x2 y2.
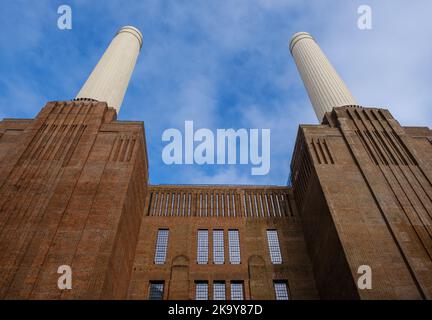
213 282 226 300
154 229 169 264
148 282 164 300
213 230 224 264
228 229 241 264
266 230 282 264
195 282 208 300
274 281 289 300
197 230 208 264
230 282 244 300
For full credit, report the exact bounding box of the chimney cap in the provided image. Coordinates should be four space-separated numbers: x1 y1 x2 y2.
289 31 314 53
117 25 143 50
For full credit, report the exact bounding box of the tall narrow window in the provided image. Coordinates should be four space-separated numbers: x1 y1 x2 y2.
273 281 289 300
195 282 208 300
228 229 241 264
154 229 169 264
213 281 226 300
266 230 282 264
148 281 164 300
197 230 208 264
230 282 244 300
213 230 224 264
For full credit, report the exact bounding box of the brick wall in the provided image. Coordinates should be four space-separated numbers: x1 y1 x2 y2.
0 101 148 299
127 186 318 300
291 106 432 299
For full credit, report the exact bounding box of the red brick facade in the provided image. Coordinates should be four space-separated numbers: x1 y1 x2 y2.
291 106 432 299
127 185 317 300
0 102 431 299
0 101 148 299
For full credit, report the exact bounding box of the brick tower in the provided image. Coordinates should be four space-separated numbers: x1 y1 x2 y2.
289 32 432 299
0 26 148 299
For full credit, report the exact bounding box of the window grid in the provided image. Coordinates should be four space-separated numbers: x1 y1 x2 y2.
149 282 164 300
230 282 244 300
228 230 241 264
267 230 282 264
195 282 208 300
154 229 169 264
274 281 289 300
213 282 226 300
197 230 209 264
213 230 224 264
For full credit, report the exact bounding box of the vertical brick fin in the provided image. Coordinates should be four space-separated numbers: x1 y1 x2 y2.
127 138 137 162
311 138 335 165
53 125 76 160
154 192 160 216
158 193 164 216
310 139 322 164
366 130 388 165
322 139 335 164
277 194 285 217
107 136 136 163
164 192 170 217
374 109 418 166
372 130 398 165
232 193 238 217
262 194 269 218
268 194 276 217
18 124 48 163
62 125 87 167
351 109 419 167
283 192 294 217
258 193 264 218
119 138 130 162
355 130 379 165
109 137 122 161
148 191 154 216
42 124 67 161
390 130 418 166
143 187 292 219
315 139 327 164
291 131 313 211
34 125 58 161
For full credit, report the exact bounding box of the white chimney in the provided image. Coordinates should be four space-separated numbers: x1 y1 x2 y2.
76 26 143 114
289 32 357 121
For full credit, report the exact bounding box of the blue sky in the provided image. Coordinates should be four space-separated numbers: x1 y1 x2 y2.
1 0 431 185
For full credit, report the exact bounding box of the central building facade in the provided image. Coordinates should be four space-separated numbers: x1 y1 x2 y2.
128 185 317 300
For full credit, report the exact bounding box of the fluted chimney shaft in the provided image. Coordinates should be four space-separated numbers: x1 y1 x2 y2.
289 32 357 121
76 26 143 114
